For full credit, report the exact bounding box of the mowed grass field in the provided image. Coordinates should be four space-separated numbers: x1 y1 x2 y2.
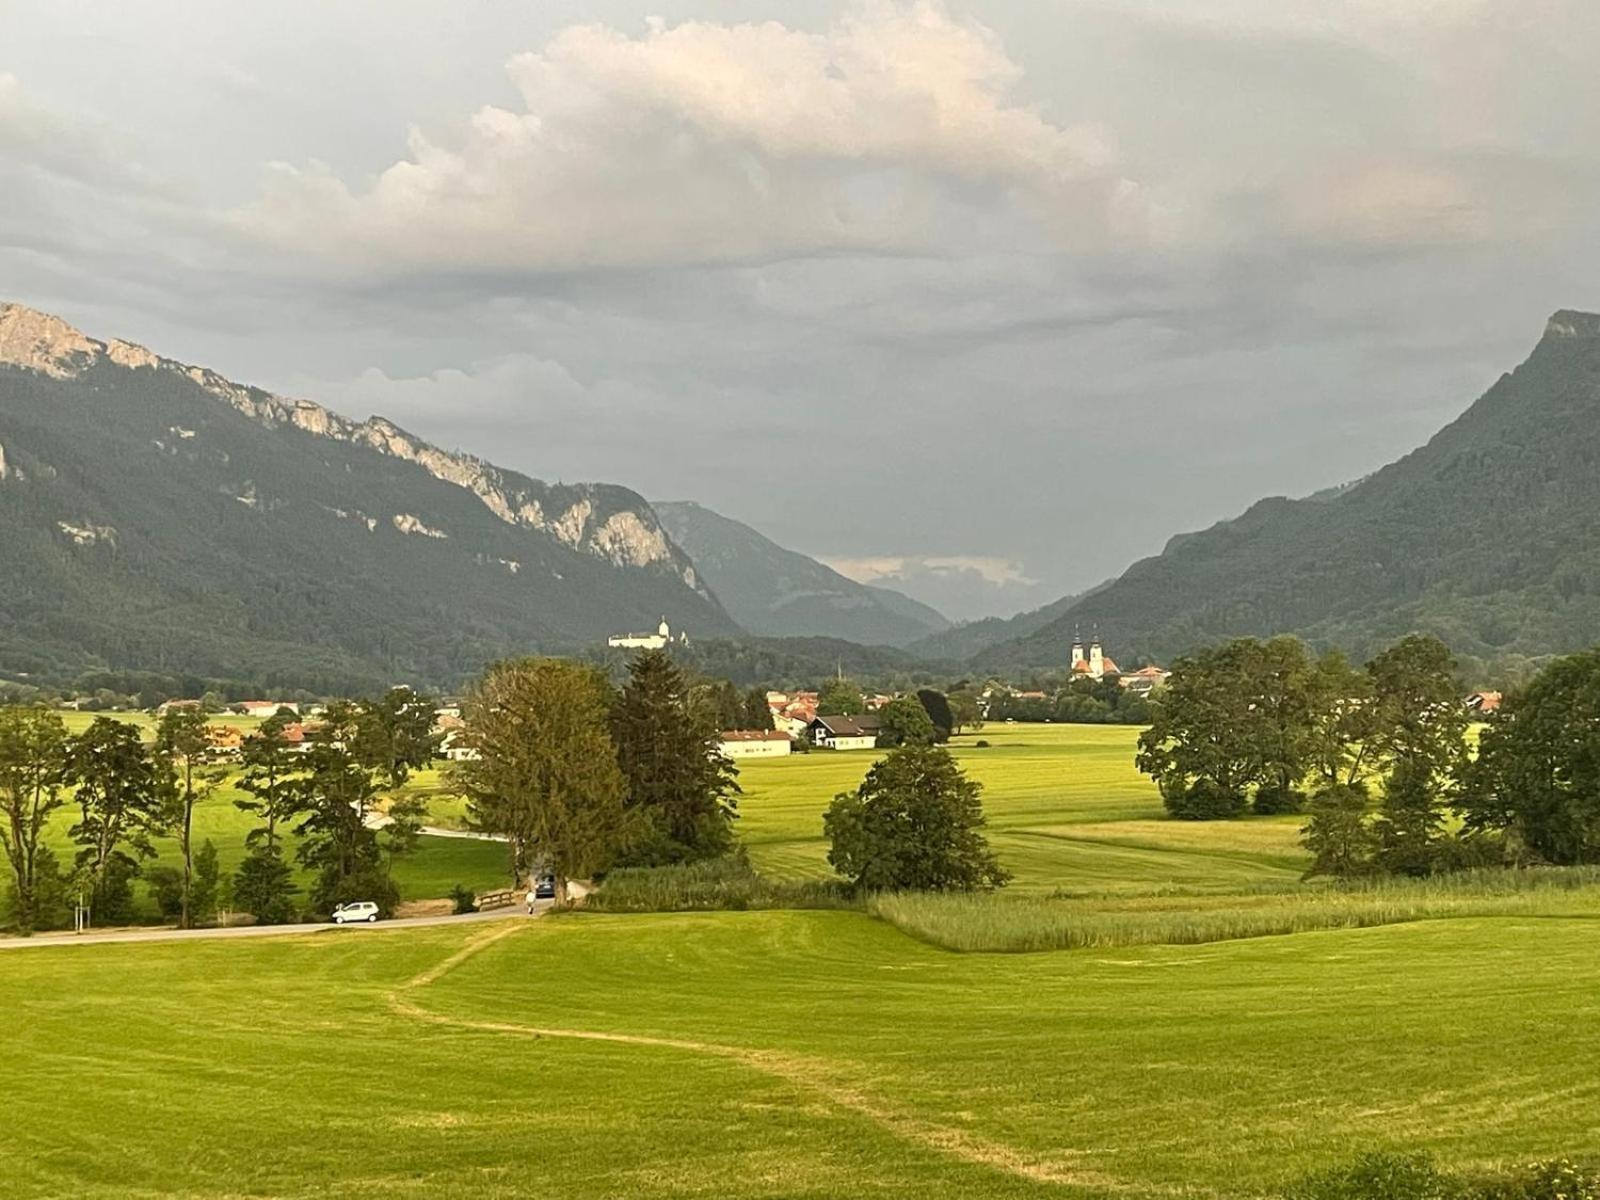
735 725 1310 891
9 721 1599 1197
4 909 1599 1199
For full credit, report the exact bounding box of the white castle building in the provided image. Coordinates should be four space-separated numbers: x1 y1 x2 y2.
608 618 681 651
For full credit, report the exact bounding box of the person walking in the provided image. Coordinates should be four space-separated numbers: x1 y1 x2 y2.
525 884 539 914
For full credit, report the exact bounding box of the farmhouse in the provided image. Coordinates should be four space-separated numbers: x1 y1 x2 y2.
717 730 792 759
204 724 244 760
808 714 882 751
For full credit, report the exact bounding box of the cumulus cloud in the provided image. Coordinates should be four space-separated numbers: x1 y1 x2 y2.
232 3 1141 273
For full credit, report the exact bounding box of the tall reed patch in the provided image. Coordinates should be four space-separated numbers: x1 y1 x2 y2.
869 867 1600 952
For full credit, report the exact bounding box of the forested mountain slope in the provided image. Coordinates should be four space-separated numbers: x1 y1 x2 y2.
0 302 736 693
655 500 949 647
980 311 1600 677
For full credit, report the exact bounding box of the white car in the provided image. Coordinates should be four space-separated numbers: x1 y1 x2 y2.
331 901 380 925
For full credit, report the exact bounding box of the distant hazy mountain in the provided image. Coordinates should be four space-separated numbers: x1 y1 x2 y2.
655 501 949 647
979 310 1600 677
905 591 1084 664
0 302 737 693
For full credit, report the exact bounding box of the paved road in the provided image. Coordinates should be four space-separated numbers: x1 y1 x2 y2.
0 905 539 952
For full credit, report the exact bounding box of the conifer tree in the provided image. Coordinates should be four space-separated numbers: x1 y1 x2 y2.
611 650 740 864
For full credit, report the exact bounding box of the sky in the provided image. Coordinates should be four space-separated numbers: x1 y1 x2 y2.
4 1 1599 622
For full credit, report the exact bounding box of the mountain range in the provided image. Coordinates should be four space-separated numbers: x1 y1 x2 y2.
6 300 1599 695
975 310 1600 679
0 302 737 693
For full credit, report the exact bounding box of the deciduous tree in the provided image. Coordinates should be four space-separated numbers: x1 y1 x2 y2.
877 696 938 748
457 659 627 903
155 705 216 928
67 717 163 913
817 677 866 716
1366 635 1468 875
1464 648 1600 864
824 745 1009 891
0 707 70 932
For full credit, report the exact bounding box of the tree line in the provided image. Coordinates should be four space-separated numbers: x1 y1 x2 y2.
1136 634 1600 876
0 691 438 932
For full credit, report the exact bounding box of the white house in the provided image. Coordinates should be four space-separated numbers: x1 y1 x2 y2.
808 714 882 751
717 730 793 759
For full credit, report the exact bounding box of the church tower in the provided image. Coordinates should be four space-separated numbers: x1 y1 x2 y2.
1070 627 1085 671
1089 633 1104 679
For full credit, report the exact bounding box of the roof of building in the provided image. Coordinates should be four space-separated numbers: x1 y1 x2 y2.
1072 657 1121 675
811 714 882 737
719 730 793 742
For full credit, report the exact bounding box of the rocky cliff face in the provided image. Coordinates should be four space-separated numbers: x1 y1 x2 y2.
0 300 738 691
0 302 704 590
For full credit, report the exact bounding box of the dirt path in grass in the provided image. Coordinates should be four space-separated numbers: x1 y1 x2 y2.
389 921 1148 1194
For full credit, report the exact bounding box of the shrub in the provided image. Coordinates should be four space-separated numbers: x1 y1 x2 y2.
974 739 990 748
449 884 479 915
316 865 400 919
1253 785 1306 815
1475 1159 1600 1200
233 847 297 925
589 848 855 913
1164 778 1247 820
92 858 140 925
146 866 185 921
1287 1154 1600 1200
1286 1153 1462 1200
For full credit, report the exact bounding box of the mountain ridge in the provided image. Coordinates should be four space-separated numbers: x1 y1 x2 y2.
978 308 1600 676
0 301 737 693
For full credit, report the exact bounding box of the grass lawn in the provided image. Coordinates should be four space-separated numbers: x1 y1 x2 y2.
4 908 1598 1198
735 725 1309 891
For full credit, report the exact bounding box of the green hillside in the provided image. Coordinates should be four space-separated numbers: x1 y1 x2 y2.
0 303 738 693
981 310 1600 677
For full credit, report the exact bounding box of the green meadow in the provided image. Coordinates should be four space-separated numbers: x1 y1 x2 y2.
734 725 1308 891
7 722 1599 1197
4 909 1599 1198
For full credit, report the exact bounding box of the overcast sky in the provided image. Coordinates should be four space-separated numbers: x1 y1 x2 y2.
5 1 1598 621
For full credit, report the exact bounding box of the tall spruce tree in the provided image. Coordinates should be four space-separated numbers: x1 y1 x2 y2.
612 650 740 865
